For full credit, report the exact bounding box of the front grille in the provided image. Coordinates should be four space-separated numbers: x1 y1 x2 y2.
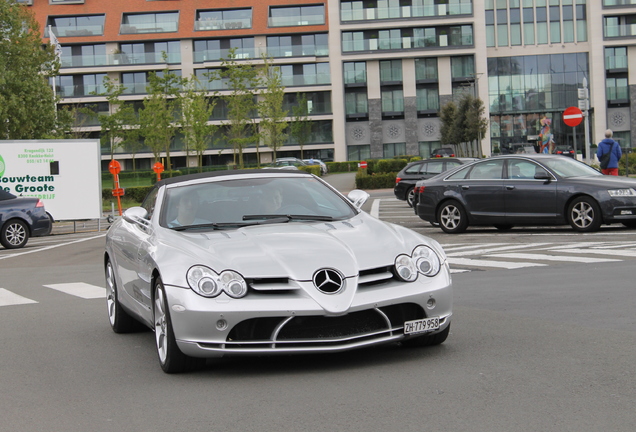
225 303 426 350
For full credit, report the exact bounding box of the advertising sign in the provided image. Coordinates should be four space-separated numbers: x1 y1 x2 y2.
0 140 102 220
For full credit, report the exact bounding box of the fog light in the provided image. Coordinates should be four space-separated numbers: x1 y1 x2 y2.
426 298 436 309
216 319 228 331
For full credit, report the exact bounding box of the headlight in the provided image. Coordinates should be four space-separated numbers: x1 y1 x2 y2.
608 188 636 197
395 254 418 282
412 245 441 277
187 266 247 298
394 246 442 282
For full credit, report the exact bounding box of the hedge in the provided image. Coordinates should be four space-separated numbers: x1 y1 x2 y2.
355 171 397 189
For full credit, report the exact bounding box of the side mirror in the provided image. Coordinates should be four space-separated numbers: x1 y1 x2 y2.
122 206 149 224
534 169 551 181
347 189 370 209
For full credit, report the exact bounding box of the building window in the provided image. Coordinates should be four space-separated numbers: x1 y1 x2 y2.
417 87 439 112
194 69 229 91
121 12 179 34
606 77 629 102
348 145 371 161
380 60 402 84
60 44 106 68
50 0 85 4
121 70 182 95
451 56 474 79
605 47 628 70
523 6 535 44
345 90 368 117
47 15 105 37
283 92 332 115
340 0 472 21
195 8 251 31
193 37 255 62
343 25 473 52
381 89 404 114
119 41 181 65
54 73 107 97
415 58 438 81
344 62 367 85
576 2 587 42
266 34 328 58
269 5 325 27
383 143 406 158
280 63 331 86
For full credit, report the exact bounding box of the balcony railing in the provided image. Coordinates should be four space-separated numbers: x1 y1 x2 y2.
56 84 106 98
341 3 472 22
268 15 324 27
281 73 331 87
604 23 636 37
47 25 104 37
120 22 178 34
195 18 252 30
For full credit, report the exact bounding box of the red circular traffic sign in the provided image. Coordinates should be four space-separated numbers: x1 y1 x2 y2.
359 161 368 169
108 160 121 175
563 106 583 127
153 162 165 174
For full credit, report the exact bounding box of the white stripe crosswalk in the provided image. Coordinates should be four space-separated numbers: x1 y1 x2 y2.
0 283 104 307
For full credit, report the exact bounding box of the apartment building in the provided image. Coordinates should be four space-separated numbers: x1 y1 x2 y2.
19 0 636 170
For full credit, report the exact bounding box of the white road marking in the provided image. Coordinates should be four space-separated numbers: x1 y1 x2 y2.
0 288 37 307
447 257 546 269
371 199 381 219
0 234 106 260
447 243 552 257
43 282 105 299
556 248 636 257
486 253 620 263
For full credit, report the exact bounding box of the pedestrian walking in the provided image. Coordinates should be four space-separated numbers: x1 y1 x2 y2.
597 129 622 176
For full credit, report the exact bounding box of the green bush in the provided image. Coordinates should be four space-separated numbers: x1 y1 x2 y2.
355 172 397 189
298 165 322 176
327 161 359 172
102 185 153 203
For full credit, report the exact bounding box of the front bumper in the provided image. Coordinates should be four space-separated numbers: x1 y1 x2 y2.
164 267 452 358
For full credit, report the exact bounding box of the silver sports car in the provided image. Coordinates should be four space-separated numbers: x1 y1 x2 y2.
105 170 452 373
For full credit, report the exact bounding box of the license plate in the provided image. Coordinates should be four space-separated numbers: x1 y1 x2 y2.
404 317 440 335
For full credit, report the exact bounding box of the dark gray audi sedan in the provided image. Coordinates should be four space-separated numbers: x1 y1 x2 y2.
414 154 636 233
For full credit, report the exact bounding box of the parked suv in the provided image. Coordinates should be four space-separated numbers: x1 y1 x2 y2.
394 157 478 207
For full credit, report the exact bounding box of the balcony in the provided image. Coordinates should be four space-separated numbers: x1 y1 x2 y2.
195 18 252 31
120 22 178 34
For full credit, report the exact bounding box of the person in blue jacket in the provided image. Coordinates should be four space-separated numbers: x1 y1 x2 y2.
596 129 622 176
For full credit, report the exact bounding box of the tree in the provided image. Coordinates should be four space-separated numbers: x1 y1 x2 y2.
0 1 62 139
258 56 288 161
290 93 313 160
462 95 488 157
219 49 259 168
94 77 136 159
139 68 181 170
439 100 461 148
179 77 217 172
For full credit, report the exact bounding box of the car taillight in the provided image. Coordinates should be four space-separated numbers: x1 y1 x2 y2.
396 177 402 184
35 199 44 208
415 186 425 194
450 154 455 157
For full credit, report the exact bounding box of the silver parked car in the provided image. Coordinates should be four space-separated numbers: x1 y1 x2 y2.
105 170 452 373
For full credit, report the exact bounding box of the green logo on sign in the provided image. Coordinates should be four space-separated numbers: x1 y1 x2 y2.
0 154 5 178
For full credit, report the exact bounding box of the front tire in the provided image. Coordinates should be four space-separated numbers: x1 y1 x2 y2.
403 323 451 347
568 197 602 232
105 259 138 333
437 200 468 234
154 277 204 373
0 219 29 249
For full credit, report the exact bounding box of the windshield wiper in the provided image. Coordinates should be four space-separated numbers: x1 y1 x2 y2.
171 221 259 231
243 214 334 222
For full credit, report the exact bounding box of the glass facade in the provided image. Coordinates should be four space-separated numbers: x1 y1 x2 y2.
488 53 589 152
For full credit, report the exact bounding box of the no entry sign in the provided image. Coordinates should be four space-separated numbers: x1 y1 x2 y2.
563 106 583 127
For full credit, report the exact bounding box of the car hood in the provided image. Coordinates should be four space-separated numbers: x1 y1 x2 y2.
566 176 636 188
160 214 434 278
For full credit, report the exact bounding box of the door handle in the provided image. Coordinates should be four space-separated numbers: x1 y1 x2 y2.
462 185 470 190
506 185 515 190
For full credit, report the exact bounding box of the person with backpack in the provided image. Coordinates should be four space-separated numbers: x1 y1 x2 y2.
596 129 622 176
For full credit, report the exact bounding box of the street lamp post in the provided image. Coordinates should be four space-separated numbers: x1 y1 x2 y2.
579 77 591 164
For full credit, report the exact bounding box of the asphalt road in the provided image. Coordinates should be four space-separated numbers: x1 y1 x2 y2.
1 176 636 431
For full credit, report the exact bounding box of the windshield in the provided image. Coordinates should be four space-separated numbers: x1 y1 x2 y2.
161 176 357 229
540 157 602 178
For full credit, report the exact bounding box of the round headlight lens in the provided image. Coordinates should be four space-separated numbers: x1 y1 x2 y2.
187 265 221 297
395 254 418 282
412 246 441 277
219 270 248 298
